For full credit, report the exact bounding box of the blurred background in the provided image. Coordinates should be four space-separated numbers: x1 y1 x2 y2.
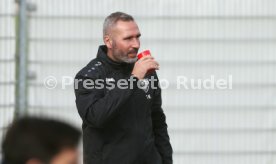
1 0 276 163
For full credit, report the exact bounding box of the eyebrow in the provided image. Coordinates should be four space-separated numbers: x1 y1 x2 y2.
123 33 141 39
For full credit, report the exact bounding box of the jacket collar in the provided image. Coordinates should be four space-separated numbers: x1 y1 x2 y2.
96 45 135 72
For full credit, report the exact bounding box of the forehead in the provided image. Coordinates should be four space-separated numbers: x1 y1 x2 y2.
113 20 140 36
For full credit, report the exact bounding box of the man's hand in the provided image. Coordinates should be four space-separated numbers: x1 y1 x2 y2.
131 56 159 79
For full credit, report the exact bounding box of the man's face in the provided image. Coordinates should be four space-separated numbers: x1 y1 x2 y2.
109 20 141 63
50 148 79 164
26 148 79 164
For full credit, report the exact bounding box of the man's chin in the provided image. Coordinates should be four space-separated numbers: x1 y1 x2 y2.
122 57 137 64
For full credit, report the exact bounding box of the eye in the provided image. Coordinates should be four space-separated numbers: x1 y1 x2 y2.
124 37 132 40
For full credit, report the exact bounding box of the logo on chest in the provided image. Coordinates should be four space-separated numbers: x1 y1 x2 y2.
138 78 153 100
139 78 150 93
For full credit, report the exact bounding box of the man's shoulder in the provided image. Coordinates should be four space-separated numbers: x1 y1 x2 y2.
75 58 105 80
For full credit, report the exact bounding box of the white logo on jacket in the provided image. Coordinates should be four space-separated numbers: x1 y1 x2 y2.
106 78 115 82
139 78 150 93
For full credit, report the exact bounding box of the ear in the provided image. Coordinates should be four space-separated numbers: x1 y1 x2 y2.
104 35 113 49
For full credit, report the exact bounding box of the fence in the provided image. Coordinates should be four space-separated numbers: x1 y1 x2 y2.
1 0 276 163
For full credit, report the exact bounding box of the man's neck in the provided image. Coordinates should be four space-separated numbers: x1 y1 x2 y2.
107 49 120 63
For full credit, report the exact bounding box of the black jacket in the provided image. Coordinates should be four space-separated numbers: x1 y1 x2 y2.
74 45 173 164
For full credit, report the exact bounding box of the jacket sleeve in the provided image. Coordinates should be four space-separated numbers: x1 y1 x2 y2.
151 75 173 164
74 73 138 128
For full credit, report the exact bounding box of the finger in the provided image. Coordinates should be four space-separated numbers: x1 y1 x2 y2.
148 63 160 70
154 63 160 69
139 56 154 61
146 60 159 67
143 59 158 64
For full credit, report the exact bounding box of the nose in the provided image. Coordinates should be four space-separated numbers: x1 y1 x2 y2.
132 38 140 49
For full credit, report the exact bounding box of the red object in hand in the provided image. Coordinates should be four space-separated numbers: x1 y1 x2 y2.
137 50 151 59
137 50 155 75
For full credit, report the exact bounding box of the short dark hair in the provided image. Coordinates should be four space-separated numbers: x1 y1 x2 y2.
2 117 81 164
103 11 134 37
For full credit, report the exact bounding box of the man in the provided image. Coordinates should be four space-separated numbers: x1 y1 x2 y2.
1 117 81 164
74 12 173 164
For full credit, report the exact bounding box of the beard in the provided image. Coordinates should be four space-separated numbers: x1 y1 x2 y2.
111 41 138 64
